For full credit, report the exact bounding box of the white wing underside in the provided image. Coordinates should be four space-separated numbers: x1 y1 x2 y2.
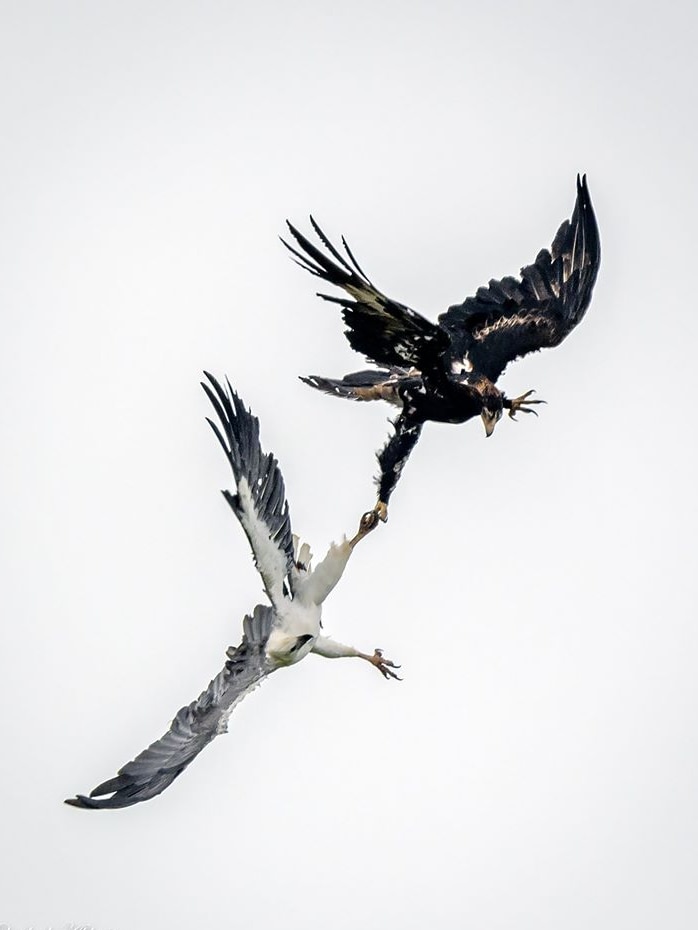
201 373 298 609
237 476 292 609
298 539 352 605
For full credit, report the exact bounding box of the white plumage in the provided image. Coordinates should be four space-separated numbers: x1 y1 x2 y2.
65 373 398 810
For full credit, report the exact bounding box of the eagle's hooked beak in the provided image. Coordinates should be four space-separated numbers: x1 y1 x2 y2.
481 409 498 437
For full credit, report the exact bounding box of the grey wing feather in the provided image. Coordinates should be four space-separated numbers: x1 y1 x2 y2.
65 605 276 810
283 218 448 372
439 175 600 381
202 373 297 605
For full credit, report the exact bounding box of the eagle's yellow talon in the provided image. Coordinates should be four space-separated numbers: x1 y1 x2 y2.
507 390 546 420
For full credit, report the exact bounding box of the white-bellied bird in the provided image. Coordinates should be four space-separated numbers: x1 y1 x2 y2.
284 175 600 520
65 374 397 810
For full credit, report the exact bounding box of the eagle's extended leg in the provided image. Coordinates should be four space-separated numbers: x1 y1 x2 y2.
503 390 546 420
374 413 423 522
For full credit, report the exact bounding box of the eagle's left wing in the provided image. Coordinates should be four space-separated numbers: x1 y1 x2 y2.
201 373 298 607
283 218 448 372
65 605 276 809
439 175 600 382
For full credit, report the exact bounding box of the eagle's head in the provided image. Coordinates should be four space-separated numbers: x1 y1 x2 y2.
480 404 502 437
463 375 504 437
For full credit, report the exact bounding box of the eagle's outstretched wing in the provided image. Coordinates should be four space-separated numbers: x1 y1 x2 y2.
65 606 275 810
439 175 600 382
283 218 448 371
202 373 297 607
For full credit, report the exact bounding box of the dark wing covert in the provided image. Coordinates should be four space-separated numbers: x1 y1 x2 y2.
283 217 448 372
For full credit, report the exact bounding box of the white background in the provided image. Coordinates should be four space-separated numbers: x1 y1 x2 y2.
1 2 697 928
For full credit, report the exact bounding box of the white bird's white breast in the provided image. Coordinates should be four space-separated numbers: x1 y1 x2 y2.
265 599 322 666
275 598 322 637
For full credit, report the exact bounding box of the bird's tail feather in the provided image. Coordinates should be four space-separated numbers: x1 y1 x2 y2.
300 370 395 402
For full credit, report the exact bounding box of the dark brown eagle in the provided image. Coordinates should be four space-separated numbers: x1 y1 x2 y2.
283 175 600 520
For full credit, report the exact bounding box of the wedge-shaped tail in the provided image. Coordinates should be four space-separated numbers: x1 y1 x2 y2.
301 369 400 402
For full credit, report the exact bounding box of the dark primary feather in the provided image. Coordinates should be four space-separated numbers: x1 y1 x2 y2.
64 606 275 810
282 218 447 371
201 372 296 602
439 174 600 381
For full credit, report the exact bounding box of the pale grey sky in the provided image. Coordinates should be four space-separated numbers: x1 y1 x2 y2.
1 1 697 928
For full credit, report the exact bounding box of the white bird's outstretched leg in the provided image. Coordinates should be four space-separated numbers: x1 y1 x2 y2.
348 510 381 549
312 636 401 680
303 511 380 605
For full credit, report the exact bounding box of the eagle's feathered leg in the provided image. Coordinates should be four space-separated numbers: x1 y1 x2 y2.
374 413 423 521
503 390 547 421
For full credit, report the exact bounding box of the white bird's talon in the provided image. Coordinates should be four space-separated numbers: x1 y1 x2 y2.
370 648 402 680
349 509 382 549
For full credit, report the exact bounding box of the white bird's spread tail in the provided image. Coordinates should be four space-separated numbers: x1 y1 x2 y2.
292 534 313 571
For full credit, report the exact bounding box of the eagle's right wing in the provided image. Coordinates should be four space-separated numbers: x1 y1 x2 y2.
283 218 448 372
65 606 275 810
439 175 600 382
202 373 298 607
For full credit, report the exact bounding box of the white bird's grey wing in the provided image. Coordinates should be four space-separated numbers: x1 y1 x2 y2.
202 372 298 606
65 605 276 810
